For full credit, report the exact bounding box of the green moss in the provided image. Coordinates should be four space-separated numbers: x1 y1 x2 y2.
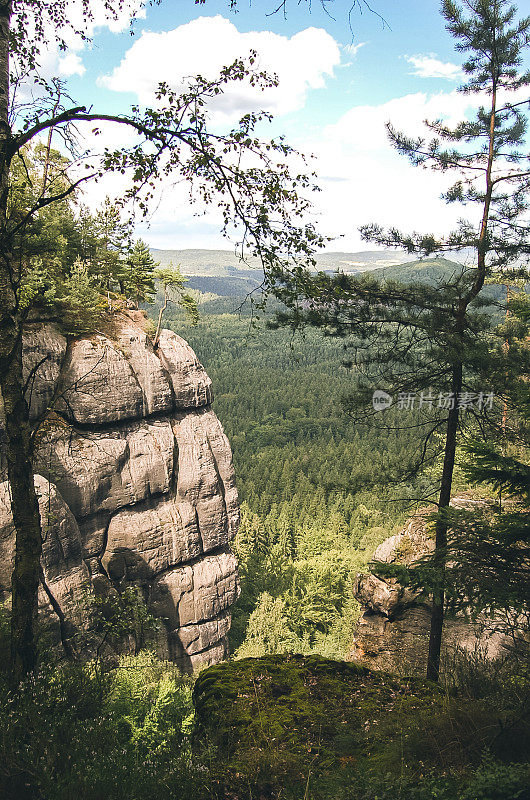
194 654 439 796
193 654 530 800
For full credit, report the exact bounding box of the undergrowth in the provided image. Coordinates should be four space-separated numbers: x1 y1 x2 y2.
0 651 200 800
0 617 528 800
193 652 530 800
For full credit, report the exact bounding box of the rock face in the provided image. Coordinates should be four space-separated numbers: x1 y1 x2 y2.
0 315 240 671
350 500 512 675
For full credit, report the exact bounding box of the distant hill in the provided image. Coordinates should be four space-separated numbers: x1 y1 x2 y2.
150 248 413 278
373 256 468 284
187 274 262 298
151 249 510 306
372 257 507 310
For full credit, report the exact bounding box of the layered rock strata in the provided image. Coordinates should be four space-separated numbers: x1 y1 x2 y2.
350 499 513 675
0 315 240 671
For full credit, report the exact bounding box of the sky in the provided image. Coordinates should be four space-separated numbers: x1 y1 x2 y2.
30 0 530 252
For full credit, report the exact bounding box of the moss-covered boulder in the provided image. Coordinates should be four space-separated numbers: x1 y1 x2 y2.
193 654 530 800
193 654 435 797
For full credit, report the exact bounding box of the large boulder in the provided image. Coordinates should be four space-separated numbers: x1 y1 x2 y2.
350 500 513 675
0 314 239 670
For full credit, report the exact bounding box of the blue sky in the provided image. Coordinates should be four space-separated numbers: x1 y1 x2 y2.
73 1 460 112
37 0 530 251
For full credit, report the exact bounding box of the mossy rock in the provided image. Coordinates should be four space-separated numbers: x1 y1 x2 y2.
193 654 530 800
193 653 443 797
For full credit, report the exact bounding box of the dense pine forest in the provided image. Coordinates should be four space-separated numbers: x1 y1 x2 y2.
164 288 455 658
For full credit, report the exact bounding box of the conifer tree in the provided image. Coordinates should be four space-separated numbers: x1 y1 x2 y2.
124 239 157 306
152 264 198 346
272 0 530 681
93 197 132 298
403 295 530 638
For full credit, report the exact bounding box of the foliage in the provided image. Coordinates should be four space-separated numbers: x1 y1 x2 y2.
0 651 200 800
51 260 108 335
236 592 298 657
8 143 200 336
90 197 132 295
10 146 153 332
232 504 364 659
153 263 198 344
193 653 530 800
0 633 527 800
124 239 157 306
88 586 162 661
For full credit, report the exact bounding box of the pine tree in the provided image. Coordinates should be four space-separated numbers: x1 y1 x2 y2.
152 264 198 346
405 295 530 638
93 197 132 298
124 239 157 306
271 0 530 681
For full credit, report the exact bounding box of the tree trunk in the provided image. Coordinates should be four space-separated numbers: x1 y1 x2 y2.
426 360 462 682
4 339 43 680
153 288 168 348
0 0 43 681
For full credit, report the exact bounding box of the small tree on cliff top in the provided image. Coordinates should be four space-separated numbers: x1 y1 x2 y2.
153 264 198 347
272 0 530 681
0 0 326 680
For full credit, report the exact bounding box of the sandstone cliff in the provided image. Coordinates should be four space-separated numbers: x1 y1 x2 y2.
0 315 240 671
350 499 513 675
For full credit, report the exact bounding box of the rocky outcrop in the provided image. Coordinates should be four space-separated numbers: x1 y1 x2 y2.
350 500 513 675
0 314 239 671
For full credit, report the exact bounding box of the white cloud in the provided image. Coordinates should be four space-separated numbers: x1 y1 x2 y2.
74 22 530 256
290 89 484 251
99 16 341 119
57 53 86 77
339 41 367 69
405 54 462 80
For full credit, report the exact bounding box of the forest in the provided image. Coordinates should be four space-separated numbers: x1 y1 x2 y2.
166 293 435 658
0 0 529 799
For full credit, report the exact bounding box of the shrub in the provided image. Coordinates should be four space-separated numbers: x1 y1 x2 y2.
0 652 203 800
